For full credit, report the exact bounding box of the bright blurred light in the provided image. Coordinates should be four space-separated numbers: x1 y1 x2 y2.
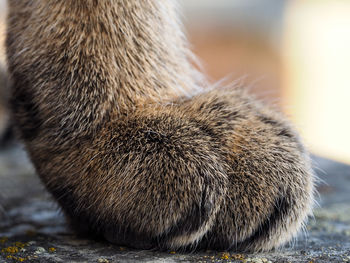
0 0 6 64
283 1 350 164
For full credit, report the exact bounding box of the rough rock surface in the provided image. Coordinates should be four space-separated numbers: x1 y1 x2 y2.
0 144 349 263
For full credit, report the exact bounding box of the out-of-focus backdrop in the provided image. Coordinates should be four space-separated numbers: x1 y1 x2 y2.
183 0 350 164
0 0 5 63
0 0 350 164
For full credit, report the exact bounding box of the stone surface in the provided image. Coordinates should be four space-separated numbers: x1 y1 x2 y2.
0 144 350 263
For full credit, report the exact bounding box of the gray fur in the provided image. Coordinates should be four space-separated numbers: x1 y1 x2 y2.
6 0 314 251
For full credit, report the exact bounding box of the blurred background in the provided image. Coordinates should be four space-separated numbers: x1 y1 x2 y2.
181 0 350 165
0 0 350 164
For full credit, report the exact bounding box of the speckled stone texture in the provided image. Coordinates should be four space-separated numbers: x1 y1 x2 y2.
0 144 349 263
